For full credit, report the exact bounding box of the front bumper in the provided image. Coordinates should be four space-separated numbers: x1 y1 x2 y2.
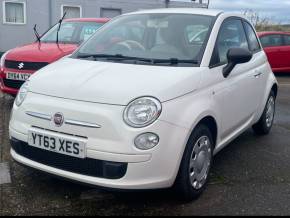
9 92 190 190
0 69 34 95
0 77 18 95
11 138 128 180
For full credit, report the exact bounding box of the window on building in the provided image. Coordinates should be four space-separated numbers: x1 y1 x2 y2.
62 5 82 19
3 1 26 24
101 8 122 18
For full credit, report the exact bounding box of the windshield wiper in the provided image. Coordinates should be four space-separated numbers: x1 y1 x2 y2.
77 54 198 65
77 54 154 63
56 12 66 44
153 58 199 65
33 24 41 43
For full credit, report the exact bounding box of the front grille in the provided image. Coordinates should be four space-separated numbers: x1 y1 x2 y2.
11 139 128 180
5 60 48 71
3 78 25 89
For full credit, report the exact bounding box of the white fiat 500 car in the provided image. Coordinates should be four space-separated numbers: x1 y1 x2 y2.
10 9 278 201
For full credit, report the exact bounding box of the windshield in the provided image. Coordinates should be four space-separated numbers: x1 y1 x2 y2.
41 22 104 44
74 14 214 66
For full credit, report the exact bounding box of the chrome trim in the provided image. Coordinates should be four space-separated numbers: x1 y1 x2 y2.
25 111 101 129
65 120 102 129
25 111 52 121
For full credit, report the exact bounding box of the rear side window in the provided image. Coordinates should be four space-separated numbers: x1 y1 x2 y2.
212 19 249 66
260 35 283 48
283 35 290 46
243 22 261 52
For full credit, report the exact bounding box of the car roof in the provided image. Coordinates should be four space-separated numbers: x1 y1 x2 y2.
258 31 290 37
64 18 110 23
127 8 224 17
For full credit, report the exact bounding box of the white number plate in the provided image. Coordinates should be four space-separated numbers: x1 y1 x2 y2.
28 130 86 159
6 72 31 81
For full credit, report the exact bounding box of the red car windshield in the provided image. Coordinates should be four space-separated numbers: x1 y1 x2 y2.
40 22 104 44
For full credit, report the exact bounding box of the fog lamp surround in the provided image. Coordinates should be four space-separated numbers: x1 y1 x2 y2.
15 81 29 107
134 133 160 150
124 97 162 128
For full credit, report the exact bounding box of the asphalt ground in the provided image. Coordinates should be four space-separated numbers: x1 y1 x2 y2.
1 75 290 216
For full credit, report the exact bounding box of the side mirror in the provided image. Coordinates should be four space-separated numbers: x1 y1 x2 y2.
223 48 253 78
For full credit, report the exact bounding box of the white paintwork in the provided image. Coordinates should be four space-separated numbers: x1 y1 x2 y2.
28 58 204 105
9 10 278 190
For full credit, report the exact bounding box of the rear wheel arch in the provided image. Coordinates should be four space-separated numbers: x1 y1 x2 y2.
271 83 278 98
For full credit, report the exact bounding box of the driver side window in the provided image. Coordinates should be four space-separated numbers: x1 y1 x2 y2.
211 19 249 66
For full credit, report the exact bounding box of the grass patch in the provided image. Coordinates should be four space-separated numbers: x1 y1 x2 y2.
209 173 229 185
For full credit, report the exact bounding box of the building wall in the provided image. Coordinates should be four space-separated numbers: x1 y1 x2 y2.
0 0 51 52
0 0 205 52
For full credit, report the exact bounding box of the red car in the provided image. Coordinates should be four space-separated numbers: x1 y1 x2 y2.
258 31 290 73
0 18 109 95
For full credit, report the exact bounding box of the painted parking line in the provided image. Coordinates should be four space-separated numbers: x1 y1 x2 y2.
0 162 11 185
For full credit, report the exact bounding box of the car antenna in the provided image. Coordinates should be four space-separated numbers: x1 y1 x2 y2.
33 24 41 43
56 12 67 45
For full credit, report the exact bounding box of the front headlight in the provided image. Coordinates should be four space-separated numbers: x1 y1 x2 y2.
124 97 162 128
0 51 9 70
15 82 29 107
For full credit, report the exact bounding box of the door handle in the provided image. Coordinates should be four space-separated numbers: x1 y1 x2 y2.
254 72 262 78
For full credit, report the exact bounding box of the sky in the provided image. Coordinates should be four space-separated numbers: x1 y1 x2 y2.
209 0 290 24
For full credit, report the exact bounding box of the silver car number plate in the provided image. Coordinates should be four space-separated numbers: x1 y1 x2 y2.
6 72 31 81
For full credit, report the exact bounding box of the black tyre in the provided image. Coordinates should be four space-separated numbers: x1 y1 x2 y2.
253 90 276 135
174 124 214 202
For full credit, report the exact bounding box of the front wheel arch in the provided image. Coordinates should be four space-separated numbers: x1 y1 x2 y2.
174 123 214 201
194 116 218 149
